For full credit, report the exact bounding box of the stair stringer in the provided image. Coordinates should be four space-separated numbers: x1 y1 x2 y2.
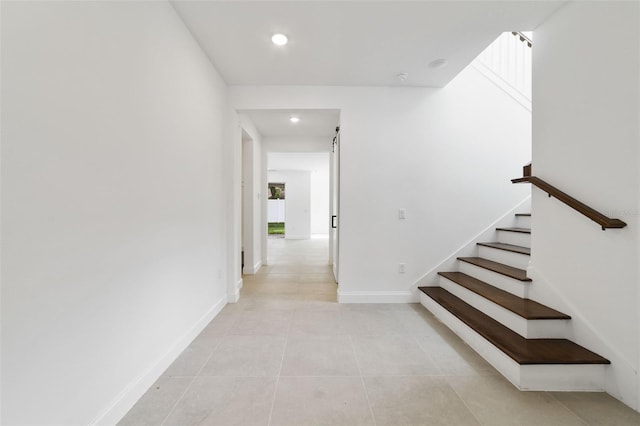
412 197 531 293
420 291 607 391
526 264 637 409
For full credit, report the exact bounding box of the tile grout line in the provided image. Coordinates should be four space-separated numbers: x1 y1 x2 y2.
348 334 378 426
266 312 293 426
159 314 231 425
546 393 591 426
411 335 445 377
158 376 198 426
443 376 487 426
409 333 486 425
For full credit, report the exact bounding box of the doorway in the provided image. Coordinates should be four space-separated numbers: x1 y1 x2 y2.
268 182 286 239
229 109 340 304
267 153 330 244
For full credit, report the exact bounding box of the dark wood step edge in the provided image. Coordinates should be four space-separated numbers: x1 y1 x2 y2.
438 272 570 320
477 242 530 255
496 227 531 234
418 287 610 365
458 257 532 281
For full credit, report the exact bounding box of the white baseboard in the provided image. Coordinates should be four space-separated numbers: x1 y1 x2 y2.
242 260 262 275
228 278 243 303
337 289 419 303
91 295 228 425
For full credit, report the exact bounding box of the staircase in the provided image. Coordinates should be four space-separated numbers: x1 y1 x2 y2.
419 212 610 391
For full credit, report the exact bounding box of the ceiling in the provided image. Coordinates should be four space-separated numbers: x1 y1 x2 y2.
171 0 565 87
240 109 339 138
268 152 330 173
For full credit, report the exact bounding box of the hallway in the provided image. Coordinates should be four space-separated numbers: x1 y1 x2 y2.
120 238 640 425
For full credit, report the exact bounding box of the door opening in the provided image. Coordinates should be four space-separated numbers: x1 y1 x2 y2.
268 182 285 239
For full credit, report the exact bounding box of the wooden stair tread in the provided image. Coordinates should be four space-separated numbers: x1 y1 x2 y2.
458 257 532 281
515 213 531 217
477 242 530 255
496 227 531 234
438 272 569 320
418 287 610 365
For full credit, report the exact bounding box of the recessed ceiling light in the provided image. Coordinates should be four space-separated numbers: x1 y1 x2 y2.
272 33 288 46
428 58 449 69
289 116 300 123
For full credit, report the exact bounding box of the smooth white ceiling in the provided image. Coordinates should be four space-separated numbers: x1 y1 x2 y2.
171 0 564 87
240 109 339 138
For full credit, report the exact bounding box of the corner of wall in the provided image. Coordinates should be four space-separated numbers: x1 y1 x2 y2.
526 264 639 410
243 260 262 275
228 278 243 304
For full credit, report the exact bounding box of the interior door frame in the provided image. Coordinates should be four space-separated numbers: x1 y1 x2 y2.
329 126 340 283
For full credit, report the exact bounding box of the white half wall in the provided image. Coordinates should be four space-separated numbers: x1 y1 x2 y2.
268 199 286 223
231 62 532 302
530 1 640 410
268 170 312 239
1 1 229 424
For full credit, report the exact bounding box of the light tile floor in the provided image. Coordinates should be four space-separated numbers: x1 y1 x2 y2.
120 237 640 426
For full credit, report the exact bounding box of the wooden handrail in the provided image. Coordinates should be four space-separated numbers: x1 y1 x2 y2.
512 176 627 230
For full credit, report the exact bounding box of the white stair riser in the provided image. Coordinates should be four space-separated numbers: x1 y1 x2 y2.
420 293 606 391
458 262 529 298
438 276 567 339
516 215 531 228
497 230 531 247
520 364 606 391
421 292 521 385
525 319 569 339
477 246 530 270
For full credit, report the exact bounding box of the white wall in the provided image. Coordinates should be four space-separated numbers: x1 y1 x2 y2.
264 136 332 153
1 1 229 424
530 1 640 410
231 63 532 302
268 171 312 239
310 167 330 235
238 115 263 274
